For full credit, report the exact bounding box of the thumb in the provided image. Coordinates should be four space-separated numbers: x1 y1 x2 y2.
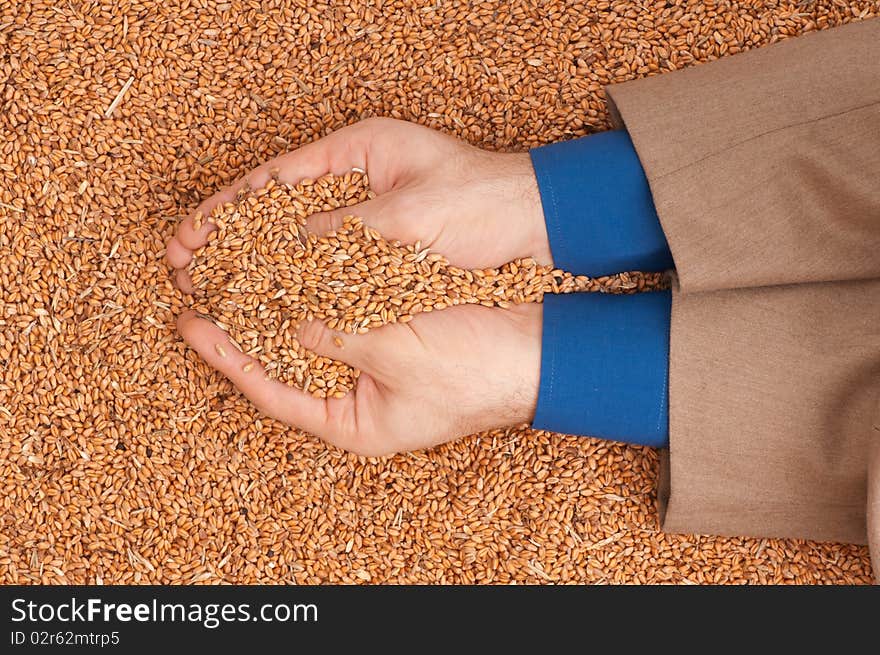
296 318 391 375
306 192 418 245
305 195 386 237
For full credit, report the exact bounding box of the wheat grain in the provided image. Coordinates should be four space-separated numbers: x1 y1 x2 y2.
0 0 873 586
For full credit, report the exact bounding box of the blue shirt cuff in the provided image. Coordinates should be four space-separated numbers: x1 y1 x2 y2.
530 130 673 276
533 290 671 448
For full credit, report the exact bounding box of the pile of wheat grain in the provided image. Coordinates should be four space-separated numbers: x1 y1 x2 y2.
0 0 875 584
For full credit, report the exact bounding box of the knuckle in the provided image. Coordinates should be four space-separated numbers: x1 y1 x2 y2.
163 238 176 264
297 320 329 352
306 212 328 234
308 209 343 235
321 410 387 457
326 209 345 231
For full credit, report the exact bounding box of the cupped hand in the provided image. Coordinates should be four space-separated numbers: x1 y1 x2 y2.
166 118 550 455
177 302 541 456
166 117 552 293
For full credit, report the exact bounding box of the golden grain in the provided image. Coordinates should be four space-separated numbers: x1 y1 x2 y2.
0 0 874 586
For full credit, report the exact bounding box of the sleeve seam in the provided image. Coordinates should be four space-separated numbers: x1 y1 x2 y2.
654 98 880 181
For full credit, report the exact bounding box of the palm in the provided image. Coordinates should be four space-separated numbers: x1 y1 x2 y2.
350 303 541 454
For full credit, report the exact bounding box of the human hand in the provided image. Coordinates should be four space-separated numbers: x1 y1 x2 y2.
165 117 552 292
176 302 541 456
166 118 549 455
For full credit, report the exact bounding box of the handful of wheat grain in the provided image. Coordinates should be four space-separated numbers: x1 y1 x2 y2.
187 172 666 397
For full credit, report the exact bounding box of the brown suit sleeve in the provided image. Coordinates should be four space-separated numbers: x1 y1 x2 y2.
661 279 880 545
602 18 880 555
606 18 880 294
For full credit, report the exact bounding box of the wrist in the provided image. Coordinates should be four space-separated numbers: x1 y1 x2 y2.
513 153 553 267
508 303 543 426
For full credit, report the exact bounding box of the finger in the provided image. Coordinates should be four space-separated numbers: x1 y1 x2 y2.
177 310 355 440
175 122 380 253
175 268 194 294
165 235 194 269
305 191 426 248
305 196 387 237
297 319 387 373
174 186 232 251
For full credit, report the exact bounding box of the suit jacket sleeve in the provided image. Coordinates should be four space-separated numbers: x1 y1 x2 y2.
660 278 880 547
603 18 880 557
605 18 880 294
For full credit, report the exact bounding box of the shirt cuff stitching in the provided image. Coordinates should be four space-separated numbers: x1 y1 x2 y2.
542 154 564 267
546 303 557 419
655 299 671 443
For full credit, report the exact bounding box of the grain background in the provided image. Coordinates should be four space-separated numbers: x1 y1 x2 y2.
1 0 876 584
